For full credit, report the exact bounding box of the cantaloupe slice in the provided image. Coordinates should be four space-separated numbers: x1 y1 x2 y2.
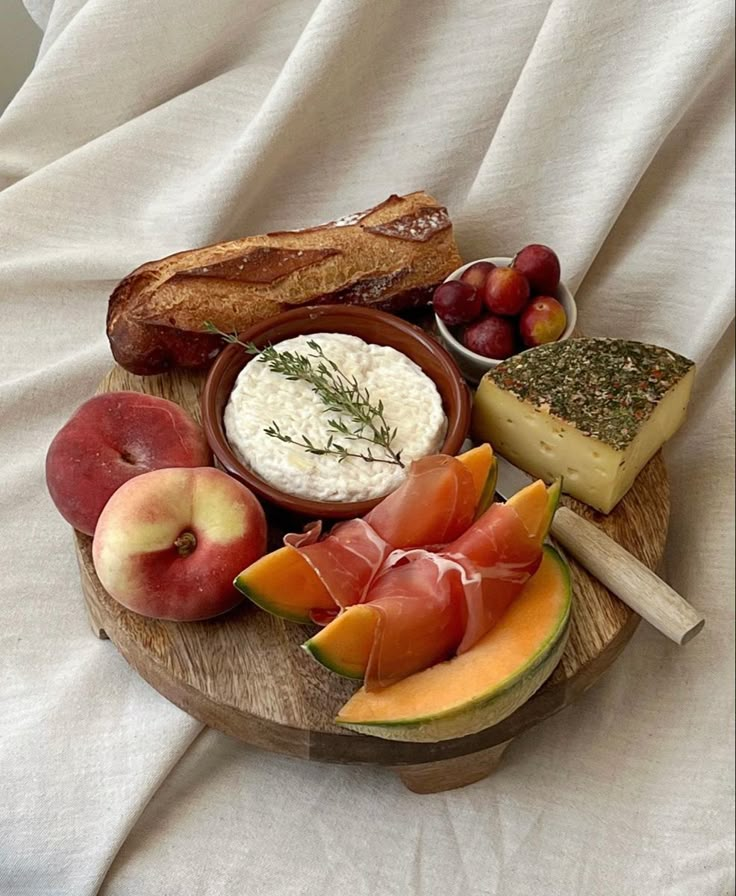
335 545 571 742
304 605 378 678
233 545 335 624
507 476 561 541
234 445 498 624
460 443 498 517
303 478 561 679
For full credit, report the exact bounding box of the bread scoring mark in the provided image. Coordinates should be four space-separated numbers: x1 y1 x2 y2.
308 269 411 307
323 194 402 228
363 206 451 242
177 247 341 284
267 195 404 236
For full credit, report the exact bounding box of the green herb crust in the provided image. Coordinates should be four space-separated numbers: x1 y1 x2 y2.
487 338 694 450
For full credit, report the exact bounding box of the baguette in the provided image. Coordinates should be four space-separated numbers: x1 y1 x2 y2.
107 191 462 375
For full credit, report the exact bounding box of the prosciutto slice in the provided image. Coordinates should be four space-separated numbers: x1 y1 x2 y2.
447 502 543 654
282 454 478 622
283 449 550 689
356 502 544 690
286 519 390 616
364 455 477 549
360 551 474 688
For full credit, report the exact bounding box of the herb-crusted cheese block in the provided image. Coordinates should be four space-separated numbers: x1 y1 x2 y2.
471 338 695 514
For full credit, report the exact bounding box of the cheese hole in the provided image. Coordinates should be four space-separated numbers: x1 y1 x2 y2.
566 467 579 480
539 441 553 454
592 451 600 458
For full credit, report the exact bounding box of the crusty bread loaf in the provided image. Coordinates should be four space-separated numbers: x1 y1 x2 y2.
107 191 462 375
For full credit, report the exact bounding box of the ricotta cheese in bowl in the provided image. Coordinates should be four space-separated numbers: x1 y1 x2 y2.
223 333 448 503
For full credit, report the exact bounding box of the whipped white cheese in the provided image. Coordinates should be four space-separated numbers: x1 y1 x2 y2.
224 333 447 502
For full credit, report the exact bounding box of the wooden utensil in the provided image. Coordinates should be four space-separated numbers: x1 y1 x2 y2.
550 507 704 644
494 455 704 645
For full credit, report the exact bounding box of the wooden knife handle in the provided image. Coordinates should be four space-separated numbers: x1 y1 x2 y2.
550 505 705 645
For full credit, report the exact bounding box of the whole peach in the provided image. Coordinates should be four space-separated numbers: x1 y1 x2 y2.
46 392 212 535
92 467 267 621
519 296 567 347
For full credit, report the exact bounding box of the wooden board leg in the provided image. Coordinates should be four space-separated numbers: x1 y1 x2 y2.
394 739 512 794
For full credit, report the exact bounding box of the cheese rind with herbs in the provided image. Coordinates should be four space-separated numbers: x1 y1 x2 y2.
471 338 695 514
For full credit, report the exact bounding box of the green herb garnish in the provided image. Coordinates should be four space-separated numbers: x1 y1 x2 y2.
205 322 404 468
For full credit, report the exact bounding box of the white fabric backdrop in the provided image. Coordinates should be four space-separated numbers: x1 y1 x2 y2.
1 1 734 893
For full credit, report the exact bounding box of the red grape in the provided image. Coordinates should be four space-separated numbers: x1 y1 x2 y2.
483 267 530 316
463 315 516 360
519 296 567 347
433 281 482 326
460 261 496 293
512 244 560 296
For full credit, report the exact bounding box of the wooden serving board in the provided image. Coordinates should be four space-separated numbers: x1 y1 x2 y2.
75 365 670 793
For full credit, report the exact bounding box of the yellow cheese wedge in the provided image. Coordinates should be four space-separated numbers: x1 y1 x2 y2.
472 338 695 514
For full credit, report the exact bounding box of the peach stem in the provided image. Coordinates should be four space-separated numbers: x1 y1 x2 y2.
174 532 197 557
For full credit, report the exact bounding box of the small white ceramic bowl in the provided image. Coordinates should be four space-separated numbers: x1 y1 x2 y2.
434 256 578 383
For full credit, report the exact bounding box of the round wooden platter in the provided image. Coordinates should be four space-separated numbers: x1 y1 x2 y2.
74 366 670 793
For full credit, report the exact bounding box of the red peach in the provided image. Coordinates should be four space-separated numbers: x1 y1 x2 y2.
519 296 567 347
92 467 267 621
46 392 212 535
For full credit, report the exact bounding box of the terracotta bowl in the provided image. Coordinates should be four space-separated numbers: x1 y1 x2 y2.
201 305 471 519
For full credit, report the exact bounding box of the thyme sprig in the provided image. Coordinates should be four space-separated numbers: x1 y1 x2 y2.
204 322 404 467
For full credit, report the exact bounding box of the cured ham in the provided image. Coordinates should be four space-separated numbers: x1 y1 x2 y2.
353 500 544 689
302 479 559 690
447 501 543 654
237 444 559 690
279 454 481 622
235 447 496 625
359 552 471 687
364 454 477 549
287 518 390 618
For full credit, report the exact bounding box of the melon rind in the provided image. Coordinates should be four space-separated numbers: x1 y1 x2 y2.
302 644 365 679
456 443 498 519
336 546 571 743
234 582 313 625
476 454 498 518
233 545 337 625
303 641 365 679
302 606 377 679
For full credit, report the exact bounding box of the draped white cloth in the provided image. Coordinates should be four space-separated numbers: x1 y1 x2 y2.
1 1 733 893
